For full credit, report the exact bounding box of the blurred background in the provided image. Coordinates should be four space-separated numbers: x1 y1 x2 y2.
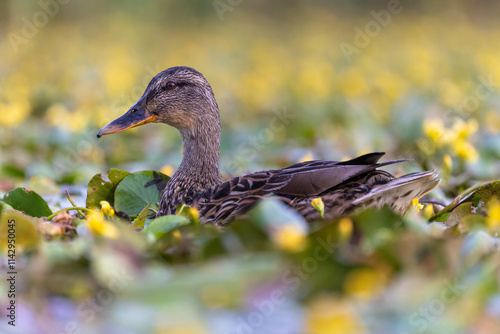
1 0 499 193
1 0 500 333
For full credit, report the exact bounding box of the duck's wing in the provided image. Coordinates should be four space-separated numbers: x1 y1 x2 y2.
195 152 409 224
265 152 409 197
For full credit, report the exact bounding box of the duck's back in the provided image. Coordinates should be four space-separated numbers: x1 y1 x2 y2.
189 152 439 225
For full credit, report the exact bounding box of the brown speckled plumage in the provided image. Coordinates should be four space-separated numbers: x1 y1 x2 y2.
98 66 439 225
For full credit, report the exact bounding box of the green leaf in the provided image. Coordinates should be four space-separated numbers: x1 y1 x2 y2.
143 215 190 239
86 168 131 208
2 188 52 218
132 203 151 229
430 180 500 222
114 171 169 216
108 168 131 185
445 202 475 227
0 210 40 251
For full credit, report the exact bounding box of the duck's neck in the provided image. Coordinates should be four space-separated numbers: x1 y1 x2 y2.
171 118 223 193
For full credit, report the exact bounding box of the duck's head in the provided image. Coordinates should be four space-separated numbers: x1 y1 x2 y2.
97 66 219 138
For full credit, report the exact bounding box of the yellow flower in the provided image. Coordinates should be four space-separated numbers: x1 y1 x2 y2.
311 198 325 218
338 217 353 240
487 198 500 231
411 198 424 210
452 118 478 140
453 140 479 162
161 165 174 177
86 211 119 239
300 152 314 163
189 207 200 221
423 203 435 219
274 225 307 252
0 100 31 127
443 154 453 171
423 119 446 145
306 295 365 334
172 230 182 239
100 200 115 218
344 268 387 300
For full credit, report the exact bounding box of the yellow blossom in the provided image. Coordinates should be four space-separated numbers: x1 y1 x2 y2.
189 207 200 221
452 118 478 140
443 154 453 171
338 217 353 240
411 198 424 210
172 230 182 239
344 268 387 300
306 295 365 334
0 101 31 127
453 140 479 162
100 200 115 218
86 211 119 239
274 225 307 252
487 199 500 231
423 203 435 219
311 198 325 218
423 119 446 145
161 165 175 177
300 152 314 163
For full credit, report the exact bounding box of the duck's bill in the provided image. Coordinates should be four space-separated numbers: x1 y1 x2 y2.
97 105 157 138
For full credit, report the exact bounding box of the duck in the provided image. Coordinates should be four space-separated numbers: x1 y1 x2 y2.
97 66 439 225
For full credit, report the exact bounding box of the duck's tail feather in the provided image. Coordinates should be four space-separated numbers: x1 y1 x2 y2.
352 170 440 214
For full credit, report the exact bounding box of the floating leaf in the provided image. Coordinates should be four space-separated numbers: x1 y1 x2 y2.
143 215 190 239
0 210 40 251
108 168 130 184
445 202 476 227
2 188 52 218
114 171 169 216
431 180 500 222
86 168 131 208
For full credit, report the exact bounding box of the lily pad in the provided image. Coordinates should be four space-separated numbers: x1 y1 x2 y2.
143 215 190 239
86 168 130 208
2 188 52 218
108 168 131 185
445 202 476 227
0 210 40 251
114 171 170 216
430 180 500 222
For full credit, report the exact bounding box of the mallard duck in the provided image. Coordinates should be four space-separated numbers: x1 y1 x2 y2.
97 66 439 225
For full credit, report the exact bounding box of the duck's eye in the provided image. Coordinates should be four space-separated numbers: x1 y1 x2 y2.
166 81 177 90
